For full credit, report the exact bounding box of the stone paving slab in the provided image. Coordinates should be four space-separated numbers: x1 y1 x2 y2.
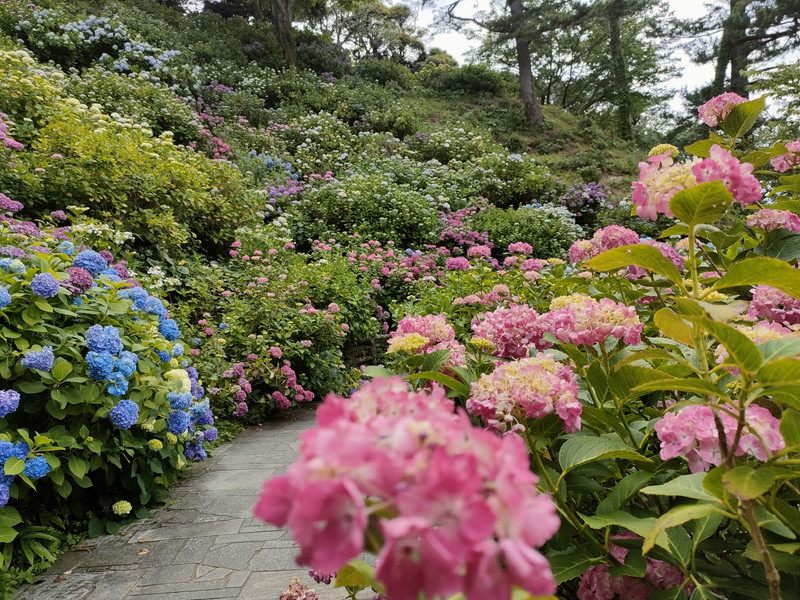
17 405 370 600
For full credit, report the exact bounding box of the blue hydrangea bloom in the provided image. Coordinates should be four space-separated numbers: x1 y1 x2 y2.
158 318 180 341
203 427 218 442
0 482 9 507
98 268 121 282
72 298 84 306
166 410 190 435
184 440 207 461
186 366 198 381
86 325 123 355
109 399 138 430
191 384 204 400
157 350 170 362
73 250 108 276
143 296 166 317
86 351 115 380
189 400 214 426
23 456 51 480
116 351 138 378
167 392 192 410
171 344 184 357
30 273 59 298
0 440 29 464
190 337 201 347
0 286 10 309
107 372 129 397
0 258 26 274
21 346 54 372
57 241 75 256
118 287 148 308
218 322 227 330
0 389 21 418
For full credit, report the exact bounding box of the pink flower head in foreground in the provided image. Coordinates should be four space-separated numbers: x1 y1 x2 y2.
467 244 492 259
471 304 547 359
698 92 748 127
468 355 582 433
508 242 533 255
716 321 796 368
541 294 643 347
446 256 470 270
577 532 686 600
746 208 800 233
749 285 800 326
254 377 560 600
655 404 784 473
631 145 761 219
771 140 800 173
568 226 640 264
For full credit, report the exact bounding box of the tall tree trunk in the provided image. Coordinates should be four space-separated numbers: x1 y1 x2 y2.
713 0 752 96
608 0 632 139
507 0 544 131
257 0 296 68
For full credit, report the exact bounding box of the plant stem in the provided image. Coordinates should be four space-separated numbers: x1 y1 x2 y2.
741 500 782 600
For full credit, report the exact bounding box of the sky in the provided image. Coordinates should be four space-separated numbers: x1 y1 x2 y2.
416 0 716 103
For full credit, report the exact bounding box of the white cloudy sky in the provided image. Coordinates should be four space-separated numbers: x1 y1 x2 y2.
415 0 715 96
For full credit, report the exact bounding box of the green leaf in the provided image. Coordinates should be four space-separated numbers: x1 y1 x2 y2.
759 358 800 386
0 526 18 543
586 244 683 284
361 365 393 379
722 466 779 500
0 507 22 528
597 471 654 514
700 318 762 374
546 545 595 583
87 518 105 538
407 371 470 397
642 503 720 554
632 378 719 397
4 457 25 476
558 434 650 472
67 456 88 480
334 560 377 590
720 96 765 139
713 257 800 299
654 309 694 346
692 512 724 548
684 138 716 158
781 410 800 448
641 474 717 502
668 181 733 226
51 358 73 382
761 337 800 362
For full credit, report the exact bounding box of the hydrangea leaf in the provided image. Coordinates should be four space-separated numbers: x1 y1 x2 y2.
597 471 654 514
654 308 695 346
545 545 595 583
722 466 780 500
668 181 733 226
558 434 650 473
713 257 800 299
585 244 683 284
641 473 718 502
720 97 765 140
642 503 720 554
780 410 800 448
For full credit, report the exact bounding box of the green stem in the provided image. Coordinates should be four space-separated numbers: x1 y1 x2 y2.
741 500 782 600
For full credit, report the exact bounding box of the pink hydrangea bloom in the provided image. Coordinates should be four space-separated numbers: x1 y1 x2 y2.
254 377 560 600
279 578 319 600
698 92 748 127
467 244 492 258
568 226 640 263
0 193 23 214
749 285 800 326
655 404 784 472
771 140 800 172
628 240 684 279
471 304 546 359
393 314 455 343
541 294 643 346
716 321 795 367
508 242 533 255
520 258 547 272
446 256 470 270
468 355 582 432
747 208 800 233
692 145 762 207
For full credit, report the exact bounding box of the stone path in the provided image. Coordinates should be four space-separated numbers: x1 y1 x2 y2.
18 405 360 600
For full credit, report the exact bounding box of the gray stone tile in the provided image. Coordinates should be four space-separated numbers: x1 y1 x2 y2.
135 519 243 542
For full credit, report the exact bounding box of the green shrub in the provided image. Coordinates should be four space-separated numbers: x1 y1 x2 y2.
471 204 584 259
406 127 498 164
417 63 504 95
354 58 414 88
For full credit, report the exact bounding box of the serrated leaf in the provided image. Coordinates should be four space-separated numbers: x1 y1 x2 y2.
700 318 762 374
546 545 595 583
641 473 717 502
713 257 800 299
334 559 377 590
581 511 667 549
720 96 765 139
781 410 800 448
558 434 650 472
586 244 683 284
632 378 719 397
597 471 654 514
642 503 720 554
654 308 695 346
4 457 25 476
0 526 18 543
722 466 779 500
669 181 733 226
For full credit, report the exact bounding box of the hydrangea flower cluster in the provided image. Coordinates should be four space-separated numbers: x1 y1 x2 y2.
468 355 581 432
84 325 139 398
632 144 761 220
568 225 641 264
21 346 55 372
389 314 465 367
748 285 800 326
0 193 24 214
255 377 560 600
0 440 50 506
698 92 748 127
452 284 514 308
715 321 796 367
541 294 643 347
109 399 139 430
30 273 60 298
0 389 21 418
746 208 800 233
0 113 24 151
577 532 686 600
471 304 546 359
655 404 784 472
770 139 800 173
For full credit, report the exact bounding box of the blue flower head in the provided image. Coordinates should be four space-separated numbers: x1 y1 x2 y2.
158 318 180 341
218 322 227 331
191 383 204 400
0 482 9 507
116 351 138 378
185 367 198 381
98 269 121 282
143 296 166 318
184 440 207 461
171 344 184 357
166 410 190 435
73 250 108 276
86 325 123 355
57 241 75 256
109 399 138 430
157 350 170 362
0 286 10 309
189 400 214 426
30 273 59 298
86 351 115 381
167 392 192 410
118 287 148 308
21 346 54 372
0 440 19 464
0 258 25 274
203 426 218 442
107 371 129 397
23 456 51 480
0 389 21 417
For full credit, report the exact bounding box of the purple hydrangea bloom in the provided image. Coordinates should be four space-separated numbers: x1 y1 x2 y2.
30 273 59 298
109 399 138 430
203 427 218 442
66 267 93 295
21 346 54 371
0 389 20 417
184 440 207 461
0 246 25 258
0 193 23 213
